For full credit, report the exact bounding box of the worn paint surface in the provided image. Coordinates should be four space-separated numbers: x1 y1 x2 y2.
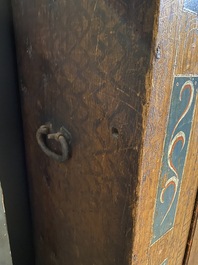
0 184 12 265
152 76 197 243
184 0 198 14
11 0 198 264
160 258 168 265
132 0 198 264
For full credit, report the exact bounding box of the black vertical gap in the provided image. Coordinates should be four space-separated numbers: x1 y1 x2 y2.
0 0 35 264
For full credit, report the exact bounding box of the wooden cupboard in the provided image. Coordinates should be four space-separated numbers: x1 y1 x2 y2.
11 0 198 264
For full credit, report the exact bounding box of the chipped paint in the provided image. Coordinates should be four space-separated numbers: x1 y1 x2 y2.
160 258 168 265
183 0 198 15
152 76 198 244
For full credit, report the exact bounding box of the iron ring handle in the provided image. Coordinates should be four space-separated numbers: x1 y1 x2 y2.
36 125 69 162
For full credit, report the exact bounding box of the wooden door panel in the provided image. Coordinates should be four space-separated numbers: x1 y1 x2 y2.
11 1 157 264
11 0 198 264
132 1 198 264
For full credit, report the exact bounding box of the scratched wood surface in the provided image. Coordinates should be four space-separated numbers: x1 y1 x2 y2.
11 1 157 265
11 0 198 264
184 192 198 264
132 0 198 264
188 219 198 265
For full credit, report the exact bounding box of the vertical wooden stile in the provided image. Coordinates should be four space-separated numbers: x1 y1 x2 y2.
11 0 198 264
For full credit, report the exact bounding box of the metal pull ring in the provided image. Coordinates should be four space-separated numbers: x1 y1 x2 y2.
36 124 71 162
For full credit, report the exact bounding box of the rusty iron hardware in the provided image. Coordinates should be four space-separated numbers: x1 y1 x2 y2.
36 124 71 162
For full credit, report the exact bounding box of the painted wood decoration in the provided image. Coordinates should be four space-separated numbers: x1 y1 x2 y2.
11 0 198 264
152 76 198 244
131 0 198 263
184 0 198 14
160 259 168 265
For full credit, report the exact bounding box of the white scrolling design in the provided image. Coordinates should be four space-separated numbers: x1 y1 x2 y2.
160 81 194 225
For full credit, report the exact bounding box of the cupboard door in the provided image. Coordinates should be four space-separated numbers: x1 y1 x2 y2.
131 1 198 264
11 1 157 264
11 0 198 264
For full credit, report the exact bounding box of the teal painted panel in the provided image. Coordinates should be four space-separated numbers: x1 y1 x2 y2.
152 76 198 244
184 0 198 14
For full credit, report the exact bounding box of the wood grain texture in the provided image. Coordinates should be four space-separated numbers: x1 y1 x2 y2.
11 0 198 264
11 1 157 265
132 0 198 264
188 220 198 265
183 191 198 264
